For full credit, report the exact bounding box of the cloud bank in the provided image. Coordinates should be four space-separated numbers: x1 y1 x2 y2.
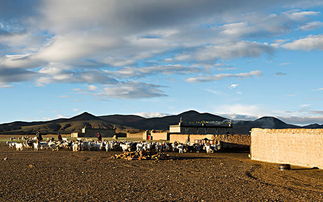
0 0 322 99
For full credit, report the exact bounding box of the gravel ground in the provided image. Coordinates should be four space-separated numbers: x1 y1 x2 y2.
0 144 322 201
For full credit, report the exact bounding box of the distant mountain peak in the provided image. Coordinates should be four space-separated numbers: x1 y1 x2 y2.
179 110 201 116
256 116 285 123
69 112 101 121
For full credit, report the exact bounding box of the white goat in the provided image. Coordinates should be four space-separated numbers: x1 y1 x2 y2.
7 141 16 149
72 142 80 152
205 144 214 153
120 143 131 152
15 143 23 151
177 144 184 153
105 141 112 152
136 143 143 151
48 141 59 151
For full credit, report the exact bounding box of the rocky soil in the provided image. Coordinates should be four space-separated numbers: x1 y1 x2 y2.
0 144 322 201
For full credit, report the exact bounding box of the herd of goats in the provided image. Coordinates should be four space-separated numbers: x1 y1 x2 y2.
5 137 223 154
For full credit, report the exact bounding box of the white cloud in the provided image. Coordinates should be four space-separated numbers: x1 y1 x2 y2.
175 41 273 62
216 67 237 71
229 84 239 89
135 112 170 118
283 35 323 50
105 64 202 78
36 63 118 86
215 104 266 118
99 82 166 99
0 82 12 88
220 22 252 38
204 89 223 95
299 21 323 30
186 70 262 82
217 10 319 39
214 104 323 125
0 68 37 87
285 10 319 20
278 116 323 125
0 0 322 94
0 54 42 69
87 85 97 91
34 34 121 63
275 72 287 76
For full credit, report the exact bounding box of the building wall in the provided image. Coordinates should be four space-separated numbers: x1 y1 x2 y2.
72 128 115 138
127 131 145 139
251 128 323 169
150 131 169 141
170 134 189 143
169 125 181 133
71 132 79 138
86 128 114 137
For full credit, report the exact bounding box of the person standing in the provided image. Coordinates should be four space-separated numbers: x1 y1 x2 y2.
36 131 42 142
96 132 102 142
58 132 63 141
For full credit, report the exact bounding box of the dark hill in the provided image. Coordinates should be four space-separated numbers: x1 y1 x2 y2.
0 110 320 135
253 117 298 129
0 112 113 134
303 123 323 129
99 114 146 126
117 110 228 130
231 117 300 134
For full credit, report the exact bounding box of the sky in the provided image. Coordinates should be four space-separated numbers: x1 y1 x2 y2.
1 0 323 125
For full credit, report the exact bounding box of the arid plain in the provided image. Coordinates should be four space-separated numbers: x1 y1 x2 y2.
0 143 322 201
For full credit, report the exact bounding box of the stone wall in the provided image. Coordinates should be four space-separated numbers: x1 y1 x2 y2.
170 134 250 145
213 134 250 146
251 128 323 169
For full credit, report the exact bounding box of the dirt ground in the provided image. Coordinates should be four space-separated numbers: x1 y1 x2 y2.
0 144 322 201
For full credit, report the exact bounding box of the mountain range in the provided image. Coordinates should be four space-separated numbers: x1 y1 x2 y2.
0 110 322 135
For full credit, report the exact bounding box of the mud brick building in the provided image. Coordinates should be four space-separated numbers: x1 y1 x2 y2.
71 126 115 138
169 120 234 143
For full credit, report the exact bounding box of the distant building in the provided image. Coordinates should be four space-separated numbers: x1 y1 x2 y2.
126 130 169 141
169 120 232 134
71 126 115 138
169 120 233 143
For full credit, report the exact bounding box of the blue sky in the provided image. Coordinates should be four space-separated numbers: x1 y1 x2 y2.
1 0 323 125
